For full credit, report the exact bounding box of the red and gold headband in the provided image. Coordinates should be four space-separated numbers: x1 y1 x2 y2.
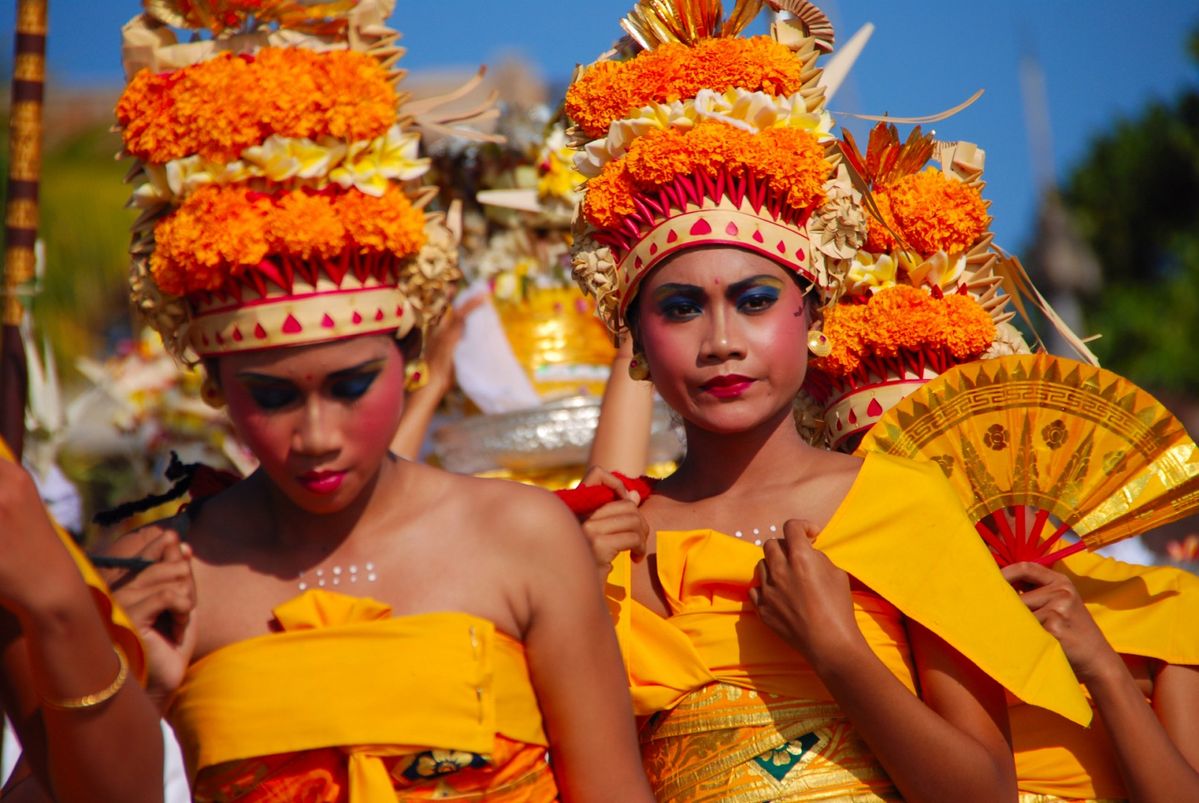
567 0 866 334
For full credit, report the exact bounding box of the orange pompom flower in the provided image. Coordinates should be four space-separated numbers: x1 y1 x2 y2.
117 48 397 165
814 286 995 378
581 121 828 230
566 37 806 139
150 185 426 296
864 169 990 257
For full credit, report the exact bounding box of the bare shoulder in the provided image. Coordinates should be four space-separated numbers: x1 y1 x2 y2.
439 472 579 545
797 447 863 491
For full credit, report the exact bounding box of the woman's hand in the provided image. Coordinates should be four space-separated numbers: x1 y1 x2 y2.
749 520 865 669
420 294 486 398
104 526 198 706
1002 561 1120 684
577 466 649 583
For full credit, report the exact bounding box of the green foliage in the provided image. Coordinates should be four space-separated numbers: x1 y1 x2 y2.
1061 44 1199 393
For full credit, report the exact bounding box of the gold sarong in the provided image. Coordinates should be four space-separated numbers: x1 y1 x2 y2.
642 682 897 802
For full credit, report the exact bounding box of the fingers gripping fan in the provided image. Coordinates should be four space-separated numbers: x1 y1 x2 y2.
857 353 1199 565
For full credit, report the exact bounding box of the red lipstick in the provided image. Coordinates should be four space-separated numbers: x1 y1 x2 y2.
701 374 754 399
298 470 346 494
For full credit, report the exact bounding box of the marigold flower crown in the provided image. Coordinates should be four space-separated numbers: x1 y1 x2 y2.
119 0 473 361
567 0 866 335
797 123 1032 450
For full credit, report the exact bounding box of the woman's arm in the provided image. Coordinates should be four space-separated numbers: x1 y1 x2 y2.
586 338 655 477
391 297 482 460
1004 561 1199 802
751 521 1016 803
507 493 654 803
0 460 164 803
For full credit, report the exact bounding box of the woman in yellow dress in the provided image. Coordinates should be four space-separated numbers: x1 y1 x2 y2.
790 109 1199 801
94 4 654 801
562 2 1093 800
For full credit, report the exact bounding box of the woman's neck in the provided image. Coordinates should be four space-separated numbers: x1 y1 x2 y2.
258 456 400 553
666 405 817 501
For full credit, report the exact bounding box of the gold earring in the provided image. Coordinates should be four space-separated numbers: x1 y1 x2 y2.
807 330 832 358
405 359 430 392
200 375 225 407
628 352 650 381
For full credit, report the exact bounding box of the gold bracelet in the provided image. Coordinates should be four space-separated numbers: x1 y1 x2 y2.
41 646 129 711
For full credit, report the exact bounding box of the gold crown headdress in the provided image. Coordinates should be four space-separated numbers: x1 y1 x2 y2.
798 123 1029 449
566 0 866 334
119 1 478 361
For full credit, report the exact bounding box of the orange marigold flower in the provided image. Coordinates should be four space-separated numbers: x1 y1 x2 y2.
340 186 427 256
941 293 996 358
813 286 995 378
817 301 870 377
151 185 273 295
581 121 828 230
582 166 640 231
867 286 939 358
150 185 426 296
886 169 990 256
566 37 806 139
269 191 346 260
758 128 828 211
117 48 397 165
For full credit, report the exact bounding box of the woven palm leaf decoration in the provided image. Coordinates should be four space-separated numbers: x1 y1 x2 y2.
858 353 1199 565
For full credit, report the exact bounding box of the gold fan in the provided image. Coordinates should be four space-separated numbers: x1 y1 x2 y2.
857 353 1199 565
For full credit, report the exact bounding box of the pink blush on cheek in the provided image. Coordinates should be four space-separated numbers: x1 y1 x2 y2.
224 393 290 466
345 367 405 445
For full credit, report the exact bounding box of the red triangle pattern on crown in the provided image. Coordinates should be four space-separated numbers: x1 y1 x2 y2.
592 168 825 316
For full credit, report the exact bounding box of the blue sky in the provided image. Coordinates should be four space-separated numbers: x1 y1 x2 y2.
6 1 1198 252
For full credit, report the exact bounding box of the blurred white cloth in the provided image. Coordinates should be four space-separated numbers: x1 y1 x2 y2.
1097 536 1158 566
452 282 540 415
27 461 83 535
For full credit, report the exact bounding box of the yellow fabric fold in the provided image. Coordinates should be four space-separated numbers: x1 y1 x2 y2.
1010 551 1199 800
605 451 1091 726
0 436 146 683
1058 549 1199 665
816 453 1091 725
167 590 547 791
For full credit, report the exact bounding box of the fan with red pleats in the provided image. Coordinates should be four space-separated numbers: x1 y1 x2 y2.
857 353 1199 565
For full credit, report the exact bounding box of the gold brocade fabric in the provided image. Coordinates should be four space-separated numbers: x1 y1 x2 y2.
640 682 898 802
168 591 553 802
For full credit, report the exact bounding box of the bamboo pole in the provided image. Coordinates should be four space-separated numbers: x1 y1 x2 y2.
1 0 47 459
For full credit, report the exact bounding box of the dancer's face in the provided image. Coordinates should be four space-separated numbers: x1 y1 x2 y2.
217 334 406 513
635 247 810 435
